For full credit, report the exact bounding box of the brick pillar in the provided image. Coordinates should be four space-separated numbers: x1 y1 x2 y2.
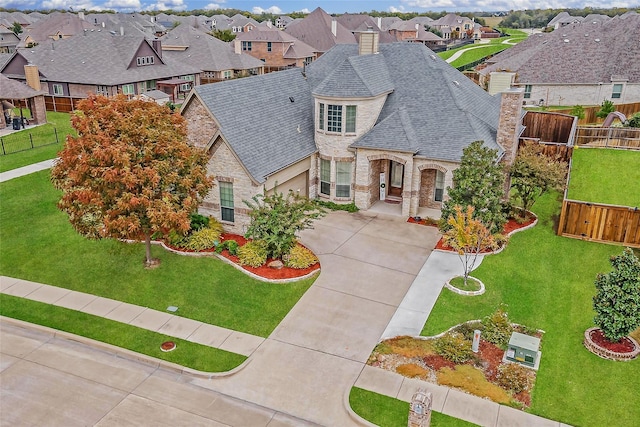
496 88 524 195
28 95 47 125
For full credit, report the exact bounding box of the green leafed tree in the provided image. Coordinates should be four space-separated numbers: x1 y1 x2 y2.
244 189 324 259
11 22 22 35
211 29 236 42
510 143 567 218
593 248 640 342
440 140 507 234
51 94 213 267
442 205 498 286
596 99 615 119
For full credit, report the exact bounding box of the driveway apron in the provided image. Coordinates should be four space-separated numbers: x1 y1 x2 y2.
191 211 440 425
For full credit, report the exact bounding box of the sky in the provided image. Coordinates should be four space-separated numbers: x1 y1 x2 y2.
1 0 638 15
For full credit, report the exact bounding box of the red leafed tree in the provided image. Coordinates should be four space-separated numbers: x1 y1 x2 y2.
51 94 213 267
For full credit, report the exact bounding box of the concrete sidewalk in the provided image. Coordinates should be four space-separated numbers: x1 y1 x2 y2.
0 276 264 358
0 158 56 183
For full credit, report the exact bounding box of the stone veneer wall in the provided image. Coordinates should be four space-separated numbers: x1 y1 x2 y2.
199 138 261 234
496 89 525 194
182 97 219 150
419 169 436 207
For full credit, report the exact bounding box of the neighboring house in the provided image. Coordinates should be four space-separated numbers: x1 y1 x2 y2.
480 12 640 105
388 17 434 41
0 73 47 125
430 13 476 40
284 8 356 56
1 31 201 102
480 26 501 38
181 33 523 233
0 26 20 53
229 14 259 33
233 27 316 72
336 14 397 44
83 12 167 37
546 12 611 30
160 24 264 83
137 89 170 105
275 16 294 29
17 11 93 48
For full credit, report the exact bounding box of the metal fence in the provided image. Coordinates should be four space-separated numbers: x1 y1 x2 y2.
0 127 61 155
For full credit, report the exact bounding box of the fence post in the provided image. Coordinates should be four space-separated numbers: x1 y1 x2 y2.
1 138 5 155
30 133 34 149
54 128 58 144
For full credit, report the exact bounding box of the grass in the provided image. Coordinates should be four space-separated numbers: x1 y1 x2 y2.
567 148 640 206
449 276 481 291
421 191 640 427
0 111 74 172
0 294 246 372
448 44 511 68
0 171 315 338
349 387 478 427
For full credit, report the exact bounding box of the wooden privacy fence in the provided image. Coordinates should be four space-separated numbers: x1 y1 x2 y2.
557 200 640 248
574 126 640 149
553 102 640 125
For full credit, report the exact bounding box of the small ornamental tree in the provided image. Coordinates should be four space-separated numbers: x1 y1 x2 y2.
51 94 213 267
596 99 615 119
510 143 567 218
593 247 640 342
441 140 507 234
244 189 325 259
442 205 498 286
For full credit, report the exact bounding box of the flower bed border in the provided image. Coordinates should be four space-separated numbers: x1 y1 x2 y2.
583 327 640 361
445 275 485 296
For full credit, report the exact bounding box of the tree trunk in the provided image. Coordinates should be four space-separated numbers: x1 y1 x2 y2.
144 232 152 265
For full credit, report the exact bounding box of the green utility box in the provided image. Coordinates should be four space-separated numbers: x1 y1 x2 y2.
506 332 540 368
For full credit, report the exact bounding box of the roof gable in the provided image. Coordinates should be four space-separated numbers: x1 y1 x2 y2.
312 53 394 98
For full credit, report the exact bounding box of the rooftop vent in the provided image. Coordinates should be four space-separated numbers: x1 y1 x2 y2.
429 54 436 60
564 39 570 43
453 80 460 86
595 38 600 42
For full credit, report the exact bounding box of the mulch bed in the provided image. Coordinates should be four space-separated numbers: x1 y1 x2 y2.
590 328 636 353
164 233 320 280
434 216 536 252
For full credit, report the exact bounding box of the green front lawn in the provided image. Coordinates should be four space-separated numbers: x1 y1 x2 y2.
448 44 510 68
0 171 315 338
567 148 640 206
0 295 246 372
349 387 478 427
0 111 74 172
422 191 639 427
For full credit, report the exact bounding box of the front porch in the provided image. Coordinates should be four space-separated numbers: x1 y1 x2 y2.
367 199 442 220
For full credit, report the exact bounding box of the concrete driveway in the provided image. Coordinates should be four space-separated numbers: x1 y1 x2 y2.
191 210 440 425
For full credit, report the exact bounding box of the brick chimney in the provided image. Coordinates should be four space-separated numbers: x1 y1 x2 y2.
358 27 379 55
24 64 41 91
496 88 525 193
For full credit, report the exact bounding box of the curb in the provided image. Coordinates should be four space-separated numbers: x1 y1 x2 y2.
444 276 485 296
343 386 377 427
1 316 253 379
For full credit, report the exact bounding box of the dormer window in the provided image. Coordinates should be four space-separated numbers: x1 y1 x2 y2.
136 56 155 66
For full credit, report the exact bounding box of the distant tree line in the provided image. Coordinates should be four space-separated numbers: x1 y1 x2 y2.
499 7 638 28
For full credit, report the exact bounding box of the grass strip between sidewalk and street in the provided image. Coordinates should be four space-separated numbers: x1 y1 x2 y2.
0 294 247 372
349 387 478 427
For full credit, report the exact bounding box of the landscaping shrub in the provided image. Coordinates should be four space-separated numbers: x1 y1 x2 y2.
596 99 615 119
453 321 483 341
625 112 640 128
167 229 188 247
481 305 514 347
215 239 239 255
283 244 318 269
379 336 435 358
238 240 268 267
396 363 428 378
495 363 532 394
436 365 512 404
432 332 472 363
184 227 219 251
189 212 210 231
570 105 585 120
207 217 224 236
315 199 359 212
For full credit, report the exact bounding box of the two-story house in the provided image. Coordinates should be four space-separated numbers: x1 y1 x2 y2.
180 31 523 233
233 27 316 73
430 13 476 40
1 30 201 103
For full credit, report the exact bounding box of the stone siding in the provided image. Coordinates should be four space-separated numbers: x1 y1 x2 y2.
496 89 524 194
200 138 262 234
183 97 219 150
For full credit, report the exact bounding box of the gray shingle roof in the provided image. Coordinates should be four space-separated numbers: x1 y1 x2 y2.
193 69 316 183
312 53 394 98
481 12 640 84
313 43 501 161
160 25 264 72
0 73 46 98
194 40 502 182
13 31 201 86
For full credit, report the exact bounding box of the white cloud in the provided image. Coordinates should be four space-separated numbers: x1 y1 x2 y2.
389 5 405 12
401 0 637 11
203 2 222 10
41 0 100 10
143 0 187 11
103 0 141 11
252 5 282 14
297 8 310 13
